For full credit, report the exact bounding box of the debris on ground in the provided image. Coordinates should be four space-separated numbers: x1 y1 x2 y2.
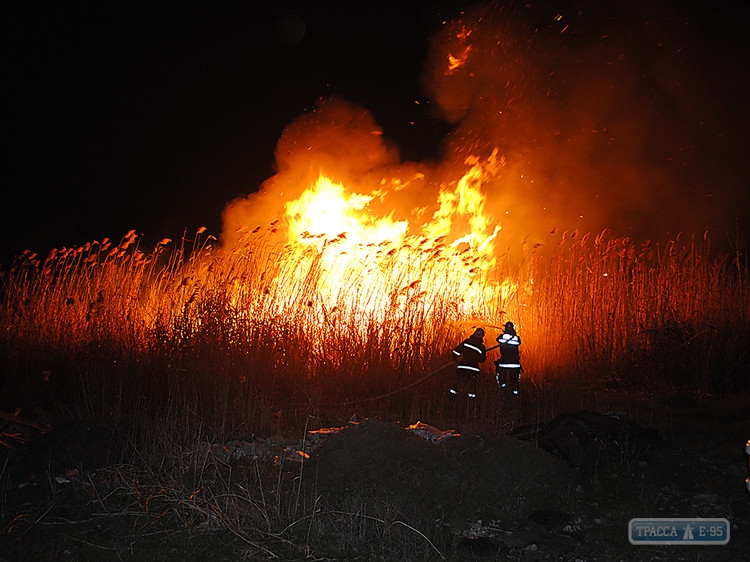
0 409 51 452
405 421 460 443
206 416 460 465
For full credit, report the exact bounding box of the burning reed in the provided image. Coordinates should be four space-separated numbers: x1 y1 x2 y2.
0 226 747 437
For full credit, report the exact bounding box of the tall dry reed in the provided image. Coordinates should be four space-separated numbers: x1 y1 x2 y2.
1 225 747 437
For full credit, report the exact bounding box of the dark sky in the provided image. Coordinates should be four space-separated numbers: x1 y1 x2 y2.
4 0 750 266
3 1 452 265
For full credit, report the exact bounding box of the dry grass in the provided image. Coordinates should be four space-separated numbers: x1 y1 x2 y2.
0 225 747 439
0 226 748 560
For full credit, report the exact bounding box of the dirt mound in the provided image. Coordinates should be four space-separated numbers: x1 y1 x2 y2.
303 418 580 531
297 414 749 560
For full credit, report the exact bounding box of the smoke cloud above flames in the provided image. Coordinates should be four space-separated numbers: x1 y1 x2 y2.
221 96 434 244
222 1 749 251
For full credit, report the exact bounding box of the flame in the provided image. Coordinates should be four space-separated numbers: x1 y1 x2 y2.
446 46 471 74
445 26 473 74
219 96 529 337
254 149 518 325
286 176 408 249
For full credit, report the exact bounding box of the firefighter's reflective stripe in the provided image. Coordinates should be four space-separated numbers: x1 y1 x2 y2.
497 334 520 345
457 364 480 373
496 363 521 368
452 350 461 358
463 343 484 354
468 393 476 398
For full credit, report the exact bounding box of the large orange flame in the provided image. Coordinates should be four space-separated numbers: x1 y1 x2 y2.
266 148 518 326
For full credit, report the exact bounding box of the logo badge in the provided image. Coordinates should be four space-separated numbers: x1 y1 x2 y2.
629 518 730 545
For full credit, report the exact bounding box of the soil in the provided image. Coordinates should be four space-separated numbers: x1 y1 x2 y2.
1 392 748 561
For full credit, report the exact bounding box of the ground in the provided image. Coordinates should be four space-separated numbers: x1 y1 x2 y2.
0 392 748 561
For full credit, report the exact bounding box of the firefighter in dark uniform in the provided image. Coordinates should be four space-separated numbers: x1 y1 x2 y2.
495 321 522 395
451 328 487 399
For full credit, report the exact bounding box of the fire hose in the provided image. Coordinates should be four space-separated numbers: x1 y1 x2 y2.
331 360 456 406
327 343 504 406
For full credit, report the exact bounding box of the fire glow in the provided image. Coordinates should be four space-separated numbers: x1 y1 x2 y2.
227 149 519 328
5 2 748 414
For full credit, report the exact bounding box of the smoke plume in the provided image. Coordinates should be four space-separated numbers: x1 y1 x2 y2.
223 1 749 250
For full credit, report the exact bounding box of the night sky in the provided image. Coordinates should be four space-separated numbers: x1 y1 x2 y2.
4 0 750 267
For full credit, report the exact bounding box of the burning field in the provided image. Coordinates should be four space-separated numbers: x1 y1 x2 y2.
1 1 750 560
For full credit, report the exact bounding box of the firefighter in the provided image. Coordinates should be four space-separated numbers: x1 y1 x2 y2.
451 327 487 399
495 321 522 395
